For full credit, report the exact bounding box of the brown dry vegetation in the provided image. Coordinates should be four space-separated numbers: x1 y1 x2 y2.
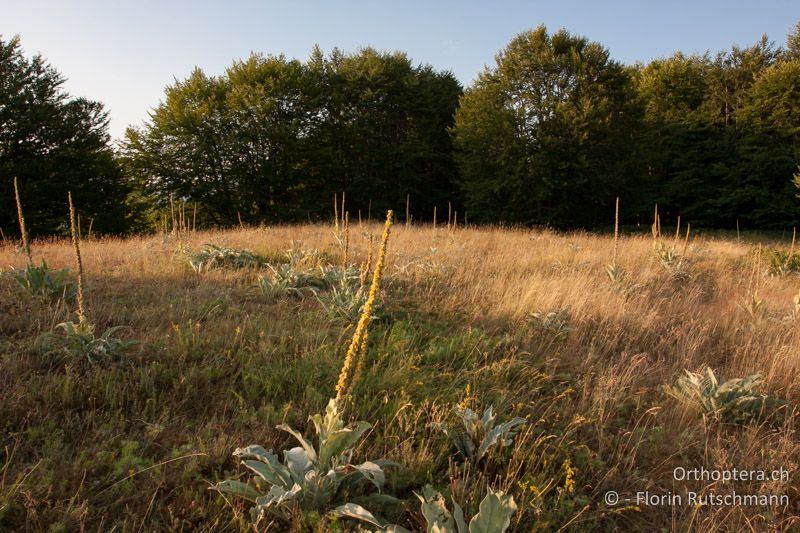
1 222 799 531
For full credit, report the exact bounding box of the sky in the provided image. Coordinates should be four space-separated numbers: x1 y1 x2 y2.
3 1 798 141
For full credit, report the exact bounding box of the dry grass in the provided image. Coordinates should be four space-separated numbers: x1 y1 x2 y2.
0 223 799 531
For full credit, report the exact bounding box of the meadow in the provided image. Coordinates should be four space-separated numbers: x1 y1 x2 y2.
1 213 799 531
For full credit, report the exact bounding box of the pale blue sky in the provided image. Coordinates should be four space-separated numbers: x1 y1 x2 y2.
3 1 798 141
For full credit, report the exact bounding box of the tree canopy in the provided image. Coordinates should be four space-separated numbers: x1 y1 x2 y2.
123 47 462 225
4 24 800 233
451 26 642 227
0 35 129 236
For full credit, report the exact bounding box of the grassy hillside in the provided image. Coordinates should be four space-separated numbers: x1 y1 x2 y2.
1 221 798 531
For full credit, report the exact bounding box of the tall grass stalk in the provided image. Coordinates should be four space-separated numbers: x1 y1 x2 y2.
343 212 350 268
682 223 691 257
612 197 619 268
13 177 32 264
333 193 339 233
448 201 452 230
170 194 177 237
68 192 86 325
359 234 374 289
340 192 346 229
651 204 659 242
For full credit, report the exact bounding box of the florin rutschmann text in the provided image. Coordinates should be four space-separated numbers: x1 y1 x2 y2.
602 467 791 508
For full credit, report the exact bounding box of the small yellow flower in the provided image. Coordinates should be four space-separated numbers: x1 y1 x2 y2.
563 459 575 494
458 383 472 409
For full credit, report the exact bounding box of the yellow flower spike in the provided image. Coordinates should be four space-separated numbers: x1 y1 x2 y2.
563 459 575 494
458 383 471 410
335 210 393 403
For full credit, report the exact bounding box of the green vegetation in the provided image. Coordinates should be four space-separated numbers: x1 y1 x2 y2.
187 245 265 273
436 404 526 465
11 260 75 302
417 485 517 533
666 367 781 425
215 399 398 529
1 15 800 533
0 36 130 236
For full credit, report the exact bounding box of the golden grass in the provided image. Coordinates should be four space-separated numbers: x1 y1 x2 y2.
1 221 799 530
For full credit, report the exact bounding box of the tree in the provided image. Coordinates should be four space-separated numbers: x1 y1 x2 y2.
311 47 462 218
123 47 462 226
124 58 316 225
451 26 641 227
737 58 800 226
635 36 799 228
0 35 129 235
787 21 800 60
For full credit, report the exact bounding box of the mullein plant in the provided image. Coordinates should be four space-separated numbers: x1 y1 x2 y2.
36 193 133 363
10 177 76 302
316 233 379 324
13 176 32 263
215 211 400 530
335 211 391 402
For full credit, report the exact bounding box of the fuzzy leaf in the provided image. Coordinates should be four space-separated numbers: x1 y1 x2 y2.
468 489 517 533
417 485 455 533
477 417 526 460
283 447 312 483
319 422 371 469
234 445 293 488
453 500 468 533
350 460 385 490
331 502 388 529
276 424 318 464
258 482 302 507
214 479 260 502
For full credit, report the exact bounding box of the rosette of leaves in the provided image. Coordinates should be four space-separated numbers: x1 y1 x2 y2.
416 484 517 533
653 243 690 282
666 367 780 424
36 321 133 364
437 405 526 464
187 244 263 272
258 264 341 300
10 260 76 302
316 266 385 324
526 310 573 339
215 398 400 528
768 250 800 276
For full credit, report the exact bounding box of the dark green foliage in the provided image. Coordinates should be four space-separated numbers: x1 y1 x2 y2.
0 35 131 235
451 25 800 229
6 24 800 232
636 37 800 228
123 47 462 226
451 26 643 227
